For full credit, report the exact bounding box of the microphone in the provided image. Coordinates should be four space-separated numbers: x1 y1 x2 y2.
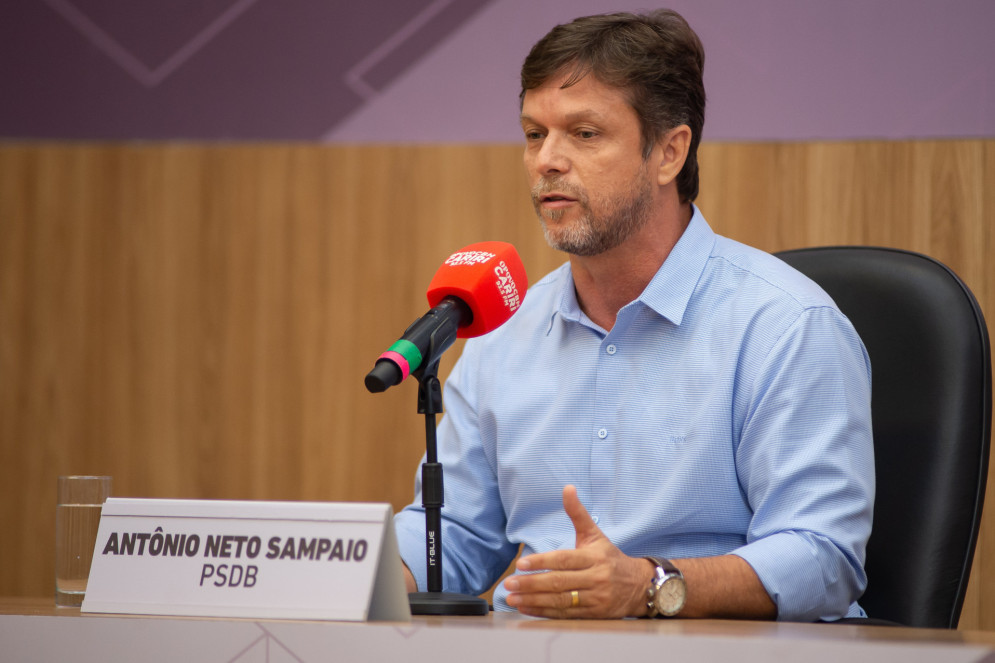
365 241 527 393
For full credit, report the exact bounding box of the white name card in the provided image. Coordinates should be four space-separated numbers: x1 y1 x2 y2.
81 498 411 622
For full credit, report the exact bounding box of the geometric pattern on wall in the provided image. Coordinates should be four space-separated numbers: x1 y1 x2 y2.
1 0 494 139
41 0 264 88
1 0 993 142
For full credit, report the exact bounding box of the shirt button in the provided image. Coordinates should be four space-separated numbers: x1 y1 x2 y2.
606 344 617 355
592 515 600 524
597 428 608 439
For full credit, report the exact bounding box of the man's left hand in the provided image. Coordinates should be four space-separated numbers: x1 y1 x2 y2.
503 484 652 619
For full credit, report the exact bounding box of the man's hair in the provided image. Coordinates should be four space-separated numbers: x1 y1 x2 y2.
520 10 706 203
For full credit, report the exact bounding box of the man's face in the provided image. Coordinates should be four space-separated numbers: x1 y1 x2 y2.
520 72 656 257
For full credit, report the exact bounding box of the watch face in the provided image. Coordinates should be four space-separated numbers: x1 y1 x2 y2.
657 576 687 614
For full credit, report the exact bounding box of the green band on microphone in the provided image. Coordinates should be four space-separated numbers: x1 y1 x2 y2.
389 339 423 370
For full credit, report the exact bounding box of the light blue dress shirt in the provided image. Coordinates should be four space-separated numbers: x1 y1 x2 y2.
394 207 874 622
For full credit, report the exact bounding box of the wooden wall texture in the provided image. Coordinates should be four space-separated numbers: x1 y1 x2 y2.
1 140 992 626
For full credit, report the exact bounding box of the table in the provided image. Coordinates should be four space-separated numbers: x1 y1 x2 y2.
3 597 995 662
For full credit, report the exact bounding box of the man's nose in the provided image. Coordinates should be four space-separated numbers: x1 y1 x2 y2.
534 134 570 175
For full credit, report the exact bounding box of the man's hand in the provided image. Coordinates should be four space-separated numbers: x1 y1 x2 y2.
503 485 652 618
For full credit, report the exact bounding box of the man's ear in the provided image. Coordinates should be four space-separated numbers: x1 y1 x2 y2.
656 125 692 187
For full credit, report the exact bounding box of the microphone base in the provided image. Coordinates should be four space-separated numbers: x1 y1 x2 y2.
408 591 489 616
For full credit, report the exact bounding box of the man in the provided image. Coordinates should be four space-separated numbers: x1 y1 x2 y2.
394 9 874 621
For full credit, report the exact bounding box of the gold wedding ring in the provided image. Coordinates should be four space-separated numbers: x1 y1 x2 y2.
570 590 580 608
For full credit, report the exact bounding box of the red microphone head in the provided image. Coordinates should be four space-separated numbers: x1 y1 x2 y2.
426 241 528 338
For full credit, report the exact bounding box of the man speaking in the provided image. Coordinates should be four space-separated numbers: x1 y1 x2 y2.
393 9 873 622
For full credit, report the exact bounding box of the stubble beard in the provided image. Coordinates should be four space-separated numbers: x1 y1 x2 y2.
531 167 655 257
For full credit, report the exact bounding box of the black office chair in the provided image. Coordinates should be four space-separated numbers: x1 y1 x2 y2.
775 246 991 628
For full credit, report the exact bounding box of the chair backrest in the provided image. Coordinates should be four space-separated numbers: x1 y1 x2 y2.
776 246 991 628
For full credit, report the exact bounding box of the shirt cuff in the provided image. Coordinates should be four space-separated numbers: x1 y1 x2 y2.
732 532 830 622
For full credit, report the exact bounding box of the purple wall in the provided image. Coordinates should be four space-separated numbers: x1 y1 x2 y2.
2 0 993 142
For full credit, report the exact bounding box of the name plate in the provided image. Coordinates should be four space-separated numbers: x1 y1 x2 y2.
81 498 411 622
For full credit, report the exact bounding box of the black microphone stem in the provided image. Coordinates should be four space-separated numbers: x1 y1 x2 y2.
408 359 489 616
417 362 444 593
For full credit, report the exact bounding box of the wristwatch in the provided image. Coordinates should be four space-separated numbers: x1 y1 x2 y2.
645 557 687 618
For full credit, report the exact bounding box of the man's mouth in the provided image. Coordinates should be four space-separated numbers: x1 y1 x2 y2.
540 192 577 205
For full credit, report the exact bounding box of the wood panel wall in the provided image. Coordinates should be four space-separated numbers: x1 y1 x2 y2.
1 140 992 627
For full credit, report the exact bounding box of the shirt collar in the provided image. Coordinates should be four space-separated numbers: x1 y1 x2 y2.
551 267 582 330
551 205 715 329
639 205 714 326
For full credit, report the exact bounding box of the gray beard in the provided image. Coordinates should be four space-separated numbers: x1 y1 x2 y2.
531 171 655 257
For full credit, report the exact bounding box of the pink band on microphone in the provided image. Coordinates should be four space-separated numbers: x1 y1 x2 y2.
378 350 411 381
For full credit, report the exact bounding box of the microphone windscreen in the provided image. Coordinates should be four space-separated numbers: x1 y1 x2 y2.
426 241 528 338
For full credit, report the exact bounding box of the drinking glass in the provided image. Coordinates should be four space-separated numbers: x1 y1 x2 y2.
55 475 112 607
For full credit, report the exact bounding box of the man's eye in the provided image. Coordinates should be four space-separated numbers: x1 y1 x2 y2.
577 130 597 139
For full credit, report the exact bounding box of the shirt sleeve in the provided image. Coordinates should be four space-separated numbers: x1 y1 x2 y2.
393 340 520 596
731 305 875 621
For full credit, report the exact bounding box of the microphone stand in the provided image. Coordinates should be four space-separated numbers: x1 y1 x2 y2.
407 358 489 616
